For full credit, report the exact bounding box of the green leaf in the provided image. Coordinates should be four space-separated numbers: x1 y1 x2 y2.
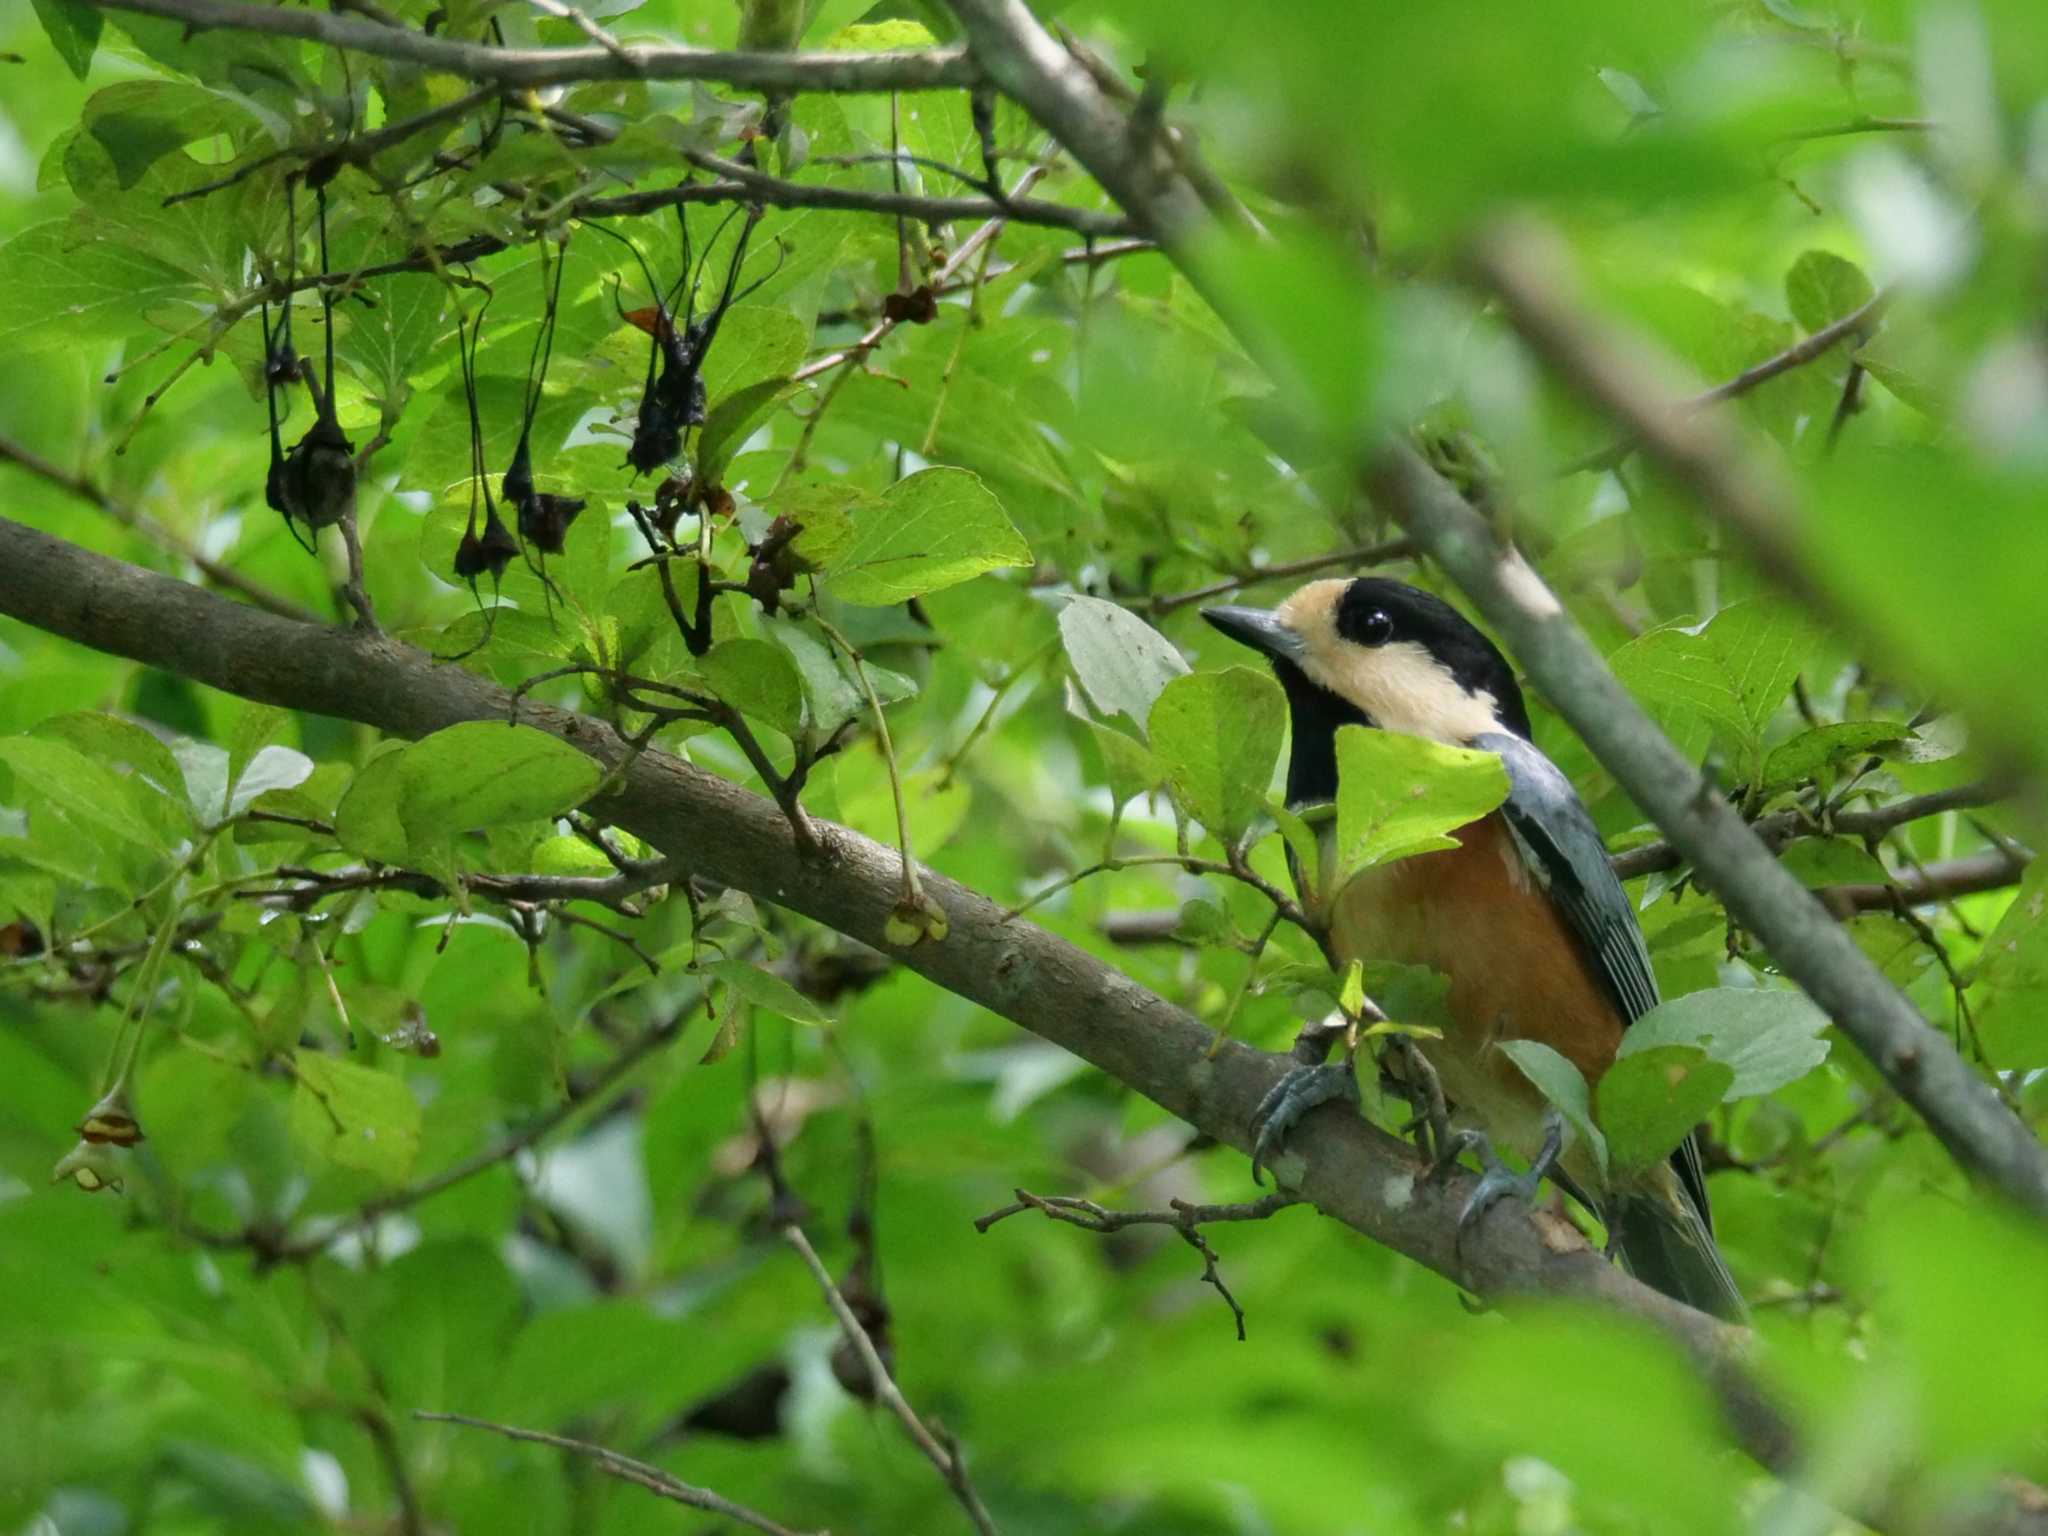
1059 596 1189 733
698 376 794 487
1500 1040 1607 1182
1146 668 1285 843
1269 799 1321 897
394 724 603 851
1085 720 1162 806
0 735 167 852
31 0 101 78
1330 725 1509 889
826 467 1031 605
699 304 807 405
1360 960 1453 1034
79 82 253 190
1622 987 1830 1098
1777 837 1890 887
1611 601 1817 781
707 957 833 1027
1957 872 2047 1070
1761 721 1906 790
1597 1044 1732 1174
333 747 412 865
767 619 862 737
1784 250 1875 335
228 745 314 820
290 1052 422 1186
700 638 806 737
0 221 201 352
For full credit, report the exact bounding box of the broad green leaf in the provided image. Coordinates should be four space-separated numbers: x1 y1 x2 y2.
32 712 190 838
79 81 254 190
1621 987 1831 1097
1785 250 1876 335
333 747 412 865
1597 1044 1732 1174
0 221 201 351
31 0 101 78
1777 837 1890 888
1059 596 1189 732
396 723 604 848
1968 871 2048 1071
827 467 1031 605
1360 960 1452 1035
1761 721 1906 790
1611 601 1817 781
699 304 807 406
1500 1039 1607 1181
707 957 833 1027
1147 669 1284 843
1330 725 1509 888
226 703 290 793
1085 719 1162 806
1269 799 1321 896
0 736 167 852
767 619 862 737
228 746 314 820
700 638 805 737
527 834 617 876
698 376 794 487
290 1052 421 1186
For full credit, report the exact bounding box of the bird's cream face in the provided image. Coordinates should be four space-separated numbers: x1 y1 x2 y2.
1274 580 1506 746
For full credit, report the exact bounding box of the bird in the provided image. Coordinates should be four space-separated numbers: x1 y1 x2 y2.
1203 575 1745 1320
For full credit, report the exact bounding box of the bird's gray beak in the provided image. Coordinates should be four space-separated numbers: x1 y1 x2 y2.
1201 604 1305 662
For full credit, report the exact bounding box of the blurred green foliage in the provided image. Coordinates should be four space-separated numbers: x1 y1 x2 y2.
1 0 2046 1532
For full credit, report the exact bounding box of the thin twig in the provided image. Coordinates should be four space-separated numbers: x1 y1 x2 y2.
0 433 319 623
417 1412 818 1536
975 1188 1302 1340
1554 289 1889 477
783 1224 1000 1536
1147 537 1418 616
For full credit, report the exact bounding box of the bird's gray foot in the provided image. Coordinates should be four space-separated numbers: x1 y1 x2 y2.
1444 1109 1565 1245
1249 1061 1358 1186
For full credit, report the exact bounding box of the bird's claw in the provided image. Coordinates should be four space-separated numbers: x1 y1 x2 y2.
1249 1061 1358 1186
1441 1110 1565 1250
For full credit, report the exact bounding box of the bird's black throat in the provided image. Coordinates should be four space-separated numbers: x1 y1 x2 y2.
1271 659 1375 808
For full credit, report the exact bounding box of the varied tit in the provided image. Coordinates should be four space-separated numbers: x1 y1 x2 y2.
1204 577 1744 1321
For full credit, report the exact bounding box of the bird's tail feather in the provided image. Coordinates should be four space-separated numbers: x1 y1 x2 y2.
1609 1189 1747 1322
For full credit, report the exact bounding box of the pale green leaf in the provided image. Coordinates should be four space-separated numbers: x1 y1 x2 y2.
826 467 1030 605
290 1052 421 1185
1330 726 1509 889
1059 596 1189 732
1621 987 1831 1097
1146 668 1285 843
1597 1044 1732 1175
707 957 833 1027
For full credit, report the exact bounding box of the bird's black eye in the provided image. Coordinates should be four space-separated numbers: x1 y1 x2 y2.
1357 608 1395 647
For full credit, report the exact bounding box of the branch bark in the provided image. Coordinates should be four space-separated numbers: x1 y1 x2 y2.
84 0 976 91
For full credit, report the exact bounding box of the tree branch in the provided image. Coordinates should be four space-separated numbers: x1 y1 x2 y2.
84 0 976 92
1609 780 2018 880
